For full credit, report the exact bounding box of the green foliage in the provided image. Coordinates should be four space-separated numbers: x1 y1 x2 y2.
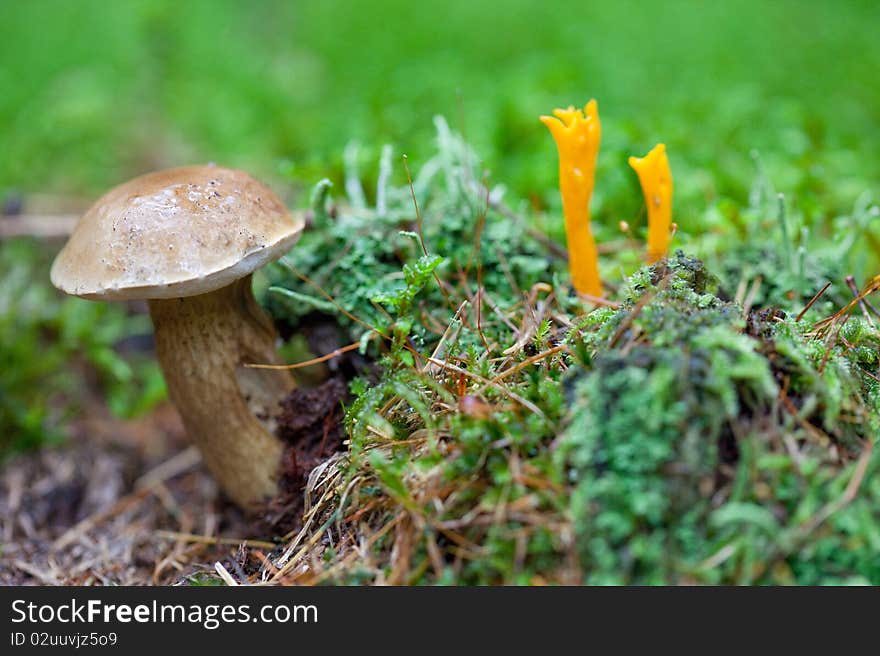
3 0 880 587
262 117 550 355
274 124 880 585
183 573 225 586
0 239 164 457
559 253 880 583
3 0 879 257
709 167 864 312
373 252 445 317
280 136 880 583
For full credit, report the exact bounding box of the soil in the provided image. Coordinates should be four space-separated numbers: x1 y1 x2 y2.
0 403 244 584
0 373 350 585
256 377 350 533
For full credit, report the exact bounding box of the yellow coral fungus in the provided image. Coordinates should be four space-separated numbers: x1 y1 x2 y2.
628 143 674 264
540 100 602 298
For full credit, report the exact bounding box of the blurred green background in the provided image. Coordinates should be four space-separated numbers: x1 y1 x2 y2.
1 0 879 454
2 0 878 207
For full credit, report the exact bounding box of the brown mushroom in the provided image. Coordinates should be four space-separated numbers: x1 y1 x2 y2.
50 165 304 508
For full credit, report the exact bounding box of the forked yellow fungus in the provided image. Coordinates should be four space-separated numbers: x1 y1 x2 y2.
629 144 674 264
540 100 602 298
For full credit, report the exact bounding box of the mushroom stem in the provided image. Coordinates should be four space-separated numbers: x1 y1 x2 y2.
148 274 294 508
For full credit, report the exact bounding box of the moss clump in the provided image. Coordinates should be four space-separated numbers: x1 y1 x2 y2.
263 127 880 585
560 252 880 583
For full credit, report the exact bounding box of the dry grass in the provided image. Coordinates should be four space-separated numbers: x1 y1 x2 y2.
0 404 256 585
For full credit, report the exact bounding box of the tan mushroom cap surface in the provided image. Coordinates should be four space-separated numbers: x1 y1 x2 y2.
51 165 304 300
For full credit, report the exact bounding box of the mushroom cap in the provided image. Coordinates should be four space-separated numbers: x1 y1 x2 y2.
50 165 304 300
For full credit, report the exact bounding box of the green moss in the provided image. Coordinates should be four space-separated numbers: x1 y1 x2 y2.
262 117 551 356
559 253 880 583
264 126 879 585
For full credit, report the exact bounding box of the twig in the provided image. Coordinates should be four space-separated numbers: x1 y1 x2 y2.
0 214 78 238
280 259 389 339
54 447 202 550
796 281 832 322
134 446 201 490
154 530 276 549
425 356 544 417
779 388 833 445
609 291 652 349
425 300 468 374
13 560 60 585
488 344 567 385
245 340 363 370
481 289 519 332
52 489 151 551
846 275 875 328
214 561 239 586
577 292 620 308
312 514 404 584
